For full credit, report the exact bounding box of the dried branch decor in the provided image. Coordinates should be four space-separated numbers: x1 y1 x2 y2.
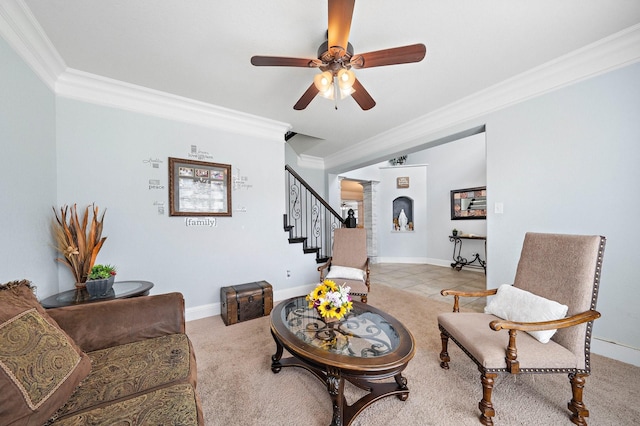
52 204 107 285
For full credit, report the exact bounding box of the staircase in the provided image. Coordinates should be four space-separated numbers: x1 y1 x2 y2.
284 165 344 263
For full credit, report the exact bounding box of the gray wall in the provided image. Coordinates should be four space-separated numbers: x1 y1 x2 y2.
333 133 486 266
0 36 320 311
377 165 428 262
0 36 58 298
323 62 640 363
407 133 487 265
484 62 640 352
51 98 319 309
284 143 325 197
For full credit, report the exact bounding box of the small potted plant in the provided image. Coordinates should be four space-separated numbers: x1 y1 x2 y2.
452 228 459 236
86 264 117 297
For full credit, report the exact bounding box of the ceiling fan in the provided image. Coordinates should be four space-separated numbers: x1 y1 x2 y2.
250 0 426 111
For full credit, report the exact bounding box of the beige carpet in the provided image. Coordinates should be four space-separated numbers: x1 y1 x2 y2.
186 284 640 425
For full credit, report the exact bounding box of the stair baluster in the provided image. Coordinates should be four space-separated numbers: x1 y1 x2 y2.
284 165 344 263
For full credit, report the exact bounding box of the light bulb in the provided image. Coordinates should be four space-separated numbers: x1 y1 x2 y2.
314 71 334 93
337 69 355 91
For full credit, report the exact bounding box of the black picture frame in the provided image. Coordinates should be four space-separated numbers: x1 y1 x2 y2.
451 186 486 220
168 157 231 216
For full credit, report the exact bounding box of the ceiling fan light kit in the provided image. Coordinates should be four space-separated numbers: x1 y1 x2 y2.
314 71 334 96
337 69 356 90
251 0 426 110
313 69 356 101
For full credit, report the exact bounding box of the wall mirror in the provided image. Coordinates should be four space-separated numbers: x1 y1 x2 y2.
451 186 486 220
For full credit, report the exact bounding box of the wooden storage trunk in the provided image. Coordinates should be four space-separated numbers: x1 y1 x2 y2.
220 281 273 326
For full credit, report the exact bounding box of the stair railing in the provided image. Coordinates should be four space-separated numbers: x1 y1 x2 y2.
285 165 344 262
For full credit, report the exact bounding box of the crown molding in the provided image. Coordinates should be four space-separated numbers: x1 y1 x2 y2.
0 0 290 141
0 0 65 90
324 23 640 171
297 154 325 170
2 0 638 155
55 69 291 141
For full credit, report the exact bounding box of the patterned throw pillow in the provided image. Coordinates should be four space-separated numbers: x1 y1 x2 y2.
0 280 91 425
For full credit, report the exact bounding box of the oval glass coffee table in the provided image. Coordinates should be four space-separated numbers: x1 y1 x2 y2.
40 281 154 308
270 296 416 426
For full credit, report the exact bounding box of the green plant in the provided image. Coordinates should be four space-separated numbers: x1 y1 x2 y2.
52 204 107 284
88 264 116 280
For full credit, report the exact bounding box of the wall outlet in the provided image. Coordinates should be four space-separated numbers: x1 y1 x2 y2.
495 202 504 214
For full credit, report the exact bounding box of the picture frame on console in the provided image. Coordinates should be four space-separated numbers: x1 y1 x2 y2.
168 157 232 216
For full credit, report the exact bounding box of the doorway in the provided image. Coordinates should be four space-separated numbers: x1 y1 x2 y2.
340 179 364 227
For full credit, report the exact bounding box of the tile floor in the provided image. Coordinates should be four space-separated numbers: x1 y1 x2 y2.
369 263 487 312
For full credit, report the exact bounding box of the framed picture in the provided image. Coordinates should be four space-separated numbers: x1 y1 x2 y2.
451 186 486 220
396 177 410 188
168 157 231 216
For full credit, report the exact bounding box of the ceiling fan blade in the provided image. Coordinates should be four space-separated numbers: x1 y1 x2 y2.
350 43 426 69
351 78 376 110
251 56 321 68
328 0 355 53
293 83 320 110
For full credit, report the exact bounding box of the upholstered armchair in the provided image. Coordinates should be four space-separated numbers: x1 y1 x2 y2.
318 227 370 303
438 232 606 425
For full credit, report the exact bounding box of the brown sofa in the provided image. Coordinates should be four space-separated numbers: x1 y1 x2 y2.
0 281 203 425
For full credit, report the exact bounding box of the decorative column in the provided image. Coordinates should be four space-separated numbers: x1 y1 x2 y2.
362 181 378 263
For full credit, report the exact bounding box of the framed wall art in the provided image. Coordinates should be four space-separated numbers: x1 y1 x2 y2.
450 186 486 220
396 176 410 188
168 157 231 216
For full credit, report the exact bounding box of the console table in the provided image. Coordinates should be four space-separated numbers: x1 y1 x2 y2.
40 281 154 308
449 235 487 273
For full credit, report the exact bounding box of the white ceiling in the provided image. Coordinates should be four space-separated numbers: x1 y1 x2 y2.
16 1 640 166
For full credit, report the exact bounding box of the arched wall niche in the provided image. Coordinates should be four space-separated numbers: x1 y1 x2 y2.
392 196 414 231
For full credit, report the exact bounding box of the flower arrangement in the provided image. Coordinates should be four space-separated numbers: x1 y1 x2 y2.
52 204 107 285
306 279 353 320
88 264 117 280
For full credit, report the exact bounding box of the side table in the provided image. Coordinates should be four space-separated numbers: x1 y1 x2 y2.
449 235 487 273
40 280 154 308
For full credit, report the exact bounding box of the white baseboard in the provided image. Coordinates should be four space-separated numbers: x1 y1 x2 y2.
185 303 219 322
374 257 485 274
185 283 317 322
591 338 640 367
425 258 454 268
376 257 429 264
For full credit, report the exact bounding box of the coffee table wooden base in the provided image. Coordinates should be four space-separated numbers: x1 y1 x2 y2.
271 330 410 426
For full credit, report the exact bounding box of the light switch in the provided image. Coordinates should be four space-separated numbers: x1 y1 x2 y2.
495 202 504 214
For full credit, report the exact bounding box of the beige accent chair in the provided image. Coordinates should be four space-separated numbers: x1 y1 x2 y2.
438 233 606 425
318 227 370 303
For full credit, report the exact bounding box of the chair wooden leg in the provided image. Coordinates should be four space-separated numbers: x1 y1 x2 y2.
568 373 589 425
478 371 497 426
439 332 450 369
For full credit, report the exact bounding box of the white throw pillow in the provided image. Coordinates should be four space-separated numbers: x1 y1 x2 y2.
325 265 365 282
484 284 568 343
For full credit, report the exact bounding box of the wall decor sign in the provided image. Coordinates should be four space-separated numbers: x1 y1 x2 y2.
397 177 410 188
168 157 231 216
450 186 487 220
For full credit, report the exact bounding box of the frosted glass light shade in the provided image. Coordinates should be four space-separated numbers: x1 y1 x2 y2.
314 71 333 92
337 69 355 90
